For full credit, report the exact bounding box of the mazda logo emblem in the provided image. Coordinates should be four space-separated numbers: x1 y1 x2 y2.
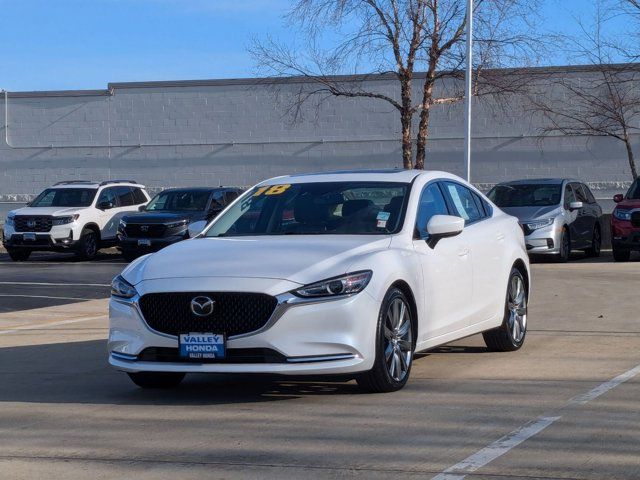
190 296 215 317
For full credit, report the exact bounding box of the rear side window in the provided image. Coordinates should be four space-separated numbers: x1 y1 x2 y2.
115 186 135 207
132 188 147 204
97 187 118 207
443 182 483 224
416 183 449 237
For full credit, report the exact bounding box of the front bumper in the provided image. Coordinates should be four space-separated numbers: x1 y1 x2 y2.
2 225 78 251
611 219 640 251
523 223 562 255
117 235 185 253
108 284 378 375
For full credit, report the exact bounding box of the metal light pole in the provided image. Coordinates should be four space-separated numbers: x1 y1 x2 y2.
464 0 473 182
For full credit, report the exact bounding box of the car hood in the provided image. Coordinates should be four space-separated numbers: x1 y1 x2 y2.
122 235 392 286
121 211 204 224
500 205 561 222
9 206 90 217
616 199 640 210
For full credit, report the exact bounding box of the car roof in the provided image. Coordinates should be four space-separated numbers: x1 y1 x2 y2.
157 187 234 194
49 180 145 189
496 178 581 186
259 169 460 185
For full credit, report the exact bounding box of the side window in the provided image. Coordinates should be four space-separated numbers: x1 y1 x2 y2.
210 191 226 210
115 186 135 207
444 182 483 223
97 187 118 207
564 184 576 207
572 183 588 203
581 184 596 204
416 183 449 237
224 190 239 205
471 192 490 218
132 188 147 204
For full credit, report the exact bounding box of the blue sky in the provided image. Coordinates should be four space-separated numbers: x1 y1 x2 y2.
0 0 630 91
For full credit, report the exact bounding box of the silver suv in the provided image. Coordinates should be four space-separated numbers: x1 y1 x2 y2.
3 180 150 261
488 178 603 262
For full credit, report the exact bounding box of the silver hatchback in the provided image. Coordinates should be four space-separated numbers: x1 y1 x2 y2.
488 179 603 262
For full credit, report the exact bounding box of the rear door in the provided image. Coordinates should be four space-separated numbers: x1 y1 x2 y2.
413 182 474 341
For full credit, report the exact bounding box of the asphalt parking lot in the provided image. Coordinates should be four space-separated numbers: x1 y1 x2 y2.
0 251 638 479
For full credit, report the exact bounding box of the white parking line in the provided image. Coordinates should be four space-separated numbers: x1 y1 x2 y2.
432 362 640 480
0 315 106 335
0 294 93 301
0 281 110 287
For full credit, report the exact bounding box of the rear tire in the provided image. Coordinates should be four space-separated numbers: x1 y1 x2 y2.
585 226 601 258
555 227 570 263
75 228 98 260
357 288 414 393
483 268 528 352
7 249 31 261
612 244 631 262
127 372 185 389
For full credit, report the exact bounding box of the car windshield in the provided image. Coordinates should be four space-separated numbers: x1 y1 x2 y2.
29 188 97 207
204 182 408 237
488 184 562 207
145 191 211 212
626 179 640 200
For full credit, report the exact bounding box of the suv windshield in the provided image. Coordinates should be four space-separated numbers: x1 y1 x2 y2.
626 179 640 200
145 190 211 212
205 182 408 237
488 184 562 207
30 188 97 207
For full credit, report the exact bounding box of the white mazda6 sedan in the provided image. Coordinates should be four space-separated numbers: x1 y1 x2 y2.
109 169 530 392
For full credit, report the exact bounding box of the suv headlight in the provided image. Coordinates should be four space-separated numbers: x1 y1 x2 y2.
613 209 632 221
167 220 189 229
110 275 138 299
523 218 554 231
52 214 79 226
293 271 372 298
6 214 15 227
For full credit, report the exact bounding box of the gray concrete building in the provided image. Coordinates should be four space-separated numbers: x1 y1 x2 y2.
1 64 636 216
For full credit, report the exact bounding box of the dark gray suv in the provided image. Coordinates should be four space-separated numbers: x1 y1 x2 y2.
488 178 603 262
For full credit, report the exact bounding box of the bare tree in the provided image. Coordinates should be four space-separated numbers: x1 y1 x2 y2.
531 2 640 179
251 0 541 170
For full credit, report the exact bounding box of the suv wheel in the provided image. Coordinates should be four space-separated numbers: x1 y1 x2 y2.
75 228 98 260
128 372 185 389
7 249 31 262
612 244 631 262
585 226 601 258
483 268 528 351
357 288 414 393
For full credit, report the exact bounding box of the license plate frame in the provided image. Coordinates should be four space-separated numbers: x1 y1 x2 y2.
179 333 226 360
23 233 36 241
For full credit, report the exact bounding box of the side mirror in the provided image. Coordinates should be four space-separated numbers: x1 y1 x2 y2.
613 194 624 203
188 220 207 238
97 201 115 210
138 205 146 212
568 201 583 211
426 215 465 248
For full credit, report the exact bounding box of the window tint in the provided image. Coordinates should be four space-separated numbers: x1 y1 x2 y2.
488 184 562 207
210 191 226 209
581 184 596 204
564 184 576 207
444 182 483 223
97 187 118 207
416 183 449 237
30 188 97 208
115 186 135 207
132 188 147 204
224 190 239 204
627 179 640 200
572 183 588 203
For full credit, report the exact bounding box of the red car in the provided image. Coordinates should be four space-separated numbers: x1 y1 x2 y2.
611 178 640 261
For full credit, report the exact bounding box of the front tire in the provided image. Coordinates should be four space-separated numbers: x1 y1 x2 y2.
585 226 601 258
612 244 631 262
357 288 414 393
7 249 31 261
483 268 528 352
555 227 570 263
127 372 185 389
75 228 98 260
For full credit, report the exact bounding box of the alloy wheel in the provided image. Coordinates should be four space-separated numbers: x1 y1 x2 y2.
383 297 413 382
507 274 527 344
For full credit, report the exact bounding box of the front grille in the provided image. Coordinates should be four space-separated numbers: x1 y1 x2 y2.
124 224 167 238
138 292 278 337
632 211 640 228
14 216 53 232
137 347 287 363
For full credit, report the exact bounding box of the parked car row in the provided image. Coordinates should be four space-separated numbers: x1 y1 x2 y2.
2 175 638 263
1 180 243 262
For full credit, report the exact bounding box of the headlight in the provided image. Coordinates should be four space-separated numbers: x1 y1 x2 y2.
167 220 189 229
523 218 554 231
110 275 138 299
6 214 15 227
613 209 632 221
293 271 372 298
52 214 79 226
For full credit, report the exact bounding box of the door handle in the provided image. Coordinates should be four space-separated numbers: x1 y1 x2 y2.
497 233 505 241
458 248 470 257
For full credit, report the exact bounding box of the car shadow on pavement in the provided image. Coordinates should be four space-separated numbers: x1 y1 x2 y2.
530 250 639 264
0 340 364 405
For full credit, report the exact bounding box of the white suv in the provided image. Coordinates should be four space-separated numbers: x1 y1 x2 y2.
3 180 150 261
